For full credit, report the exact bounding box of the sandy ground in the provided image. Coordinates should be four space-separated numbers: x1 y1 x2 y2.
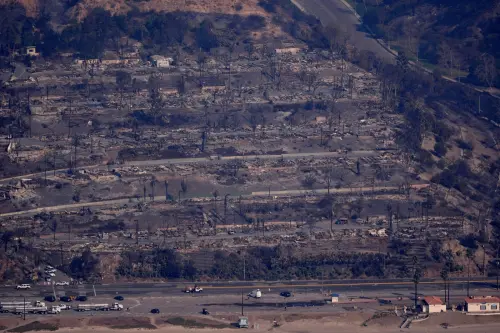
3 312 500 333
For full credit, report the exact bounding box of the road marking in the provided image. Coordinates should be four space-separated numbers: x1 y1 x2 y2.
203 279 495 290
129 299 141 310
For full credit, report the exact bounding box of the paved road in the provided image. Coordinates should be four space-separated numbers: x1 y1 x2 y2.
2 278 498 298
0 182 411 218
123 150 378 167
294 0 393 62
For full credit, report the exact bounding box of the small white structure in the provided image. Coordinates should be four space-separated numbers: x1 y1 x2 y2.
331 293 339 303
25 46 39 57
275 47 302 55
151 55 173 68
422 296 446 313
465 296 500 313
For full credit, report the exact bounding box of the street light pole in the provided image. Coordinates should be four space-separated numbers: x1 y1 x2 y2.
241 257 245 316
23 296 26 321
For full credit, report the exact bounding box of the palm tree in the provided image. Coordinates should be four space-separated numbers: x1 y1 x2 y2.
150 176 157 201
466 248 474 297
50 220 58 241
440 268 449 308
412 256 422 310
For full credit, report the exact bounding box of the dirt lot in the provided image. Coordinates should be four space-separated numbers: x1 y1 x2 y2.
4 312 500 333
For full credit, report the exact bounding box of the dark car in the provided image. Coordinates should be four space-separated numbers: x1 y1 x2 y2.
151 308 160 314
60 296 72 302
280 291 292 298
76 296 88 302
45 295 56 302
114 296 124 301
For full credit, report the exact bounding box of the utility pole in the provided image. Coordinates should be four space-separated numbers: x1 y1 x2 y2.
224 194 230 224
23 296 26 320
135 220 139 245
241 256 246 316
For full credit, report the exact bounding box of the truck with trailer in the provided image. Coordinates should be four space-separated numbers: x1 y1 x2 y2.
12 306 49 315
0 301 45 313
75 303 123 311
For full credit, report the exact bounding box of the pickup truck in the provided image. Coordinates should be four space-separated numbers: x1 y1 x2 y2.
16 284 31 290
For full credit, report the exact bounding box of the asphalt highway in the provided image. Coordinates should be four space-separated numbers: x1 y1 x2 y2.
295 0 393 62
2 278 498 299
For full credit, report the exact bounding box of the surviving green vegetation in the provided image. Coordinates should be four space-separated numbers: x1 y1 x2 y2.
355 0 499 88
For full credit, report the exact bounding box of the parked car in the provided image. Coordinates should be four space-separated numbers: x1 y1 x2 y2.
280 291 292 298
60 296 72 302
59 304 71 310
47 272 56 277
76 296 88 302
55 281 69 286
45 295 56 302
151 308 160 314
114 296 124 301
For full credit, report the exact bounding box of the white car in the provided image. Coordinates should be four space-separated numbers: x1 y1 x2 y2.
16 284 31 290
58 304 71 310
45 268 56 273
55 281 69 286
48 273 56 277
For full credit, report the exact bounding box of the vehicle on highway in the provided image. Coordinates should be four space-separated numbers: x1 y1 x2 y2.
248 289 262 298
151 308 160 314
58 304 71 310
45 296 56 302
7 301 49 315
12 306 49 315
55 281 69 286
76 296 88 302
114 296 124 301
378 299 392 305
280 291 292 298
75 303 123 311
0 301 31 313
60 296 72 302
16 284 31 290
183 285 203 293
202 308 210 315
238 317 249 328
47 305 62 314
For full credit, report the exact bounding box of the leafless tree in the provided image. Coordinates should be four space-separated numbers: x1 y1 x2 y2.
181 178 188 195
196 52 207 85
475 53 497 88
297 70 320 94
150 175 157 201
325 169 334 195
148 74 165 125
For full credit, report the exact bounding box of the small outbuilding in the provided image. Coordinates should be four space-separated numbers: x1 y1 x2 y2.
151 55 173 68
422 296 446 313
464 296 500 313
